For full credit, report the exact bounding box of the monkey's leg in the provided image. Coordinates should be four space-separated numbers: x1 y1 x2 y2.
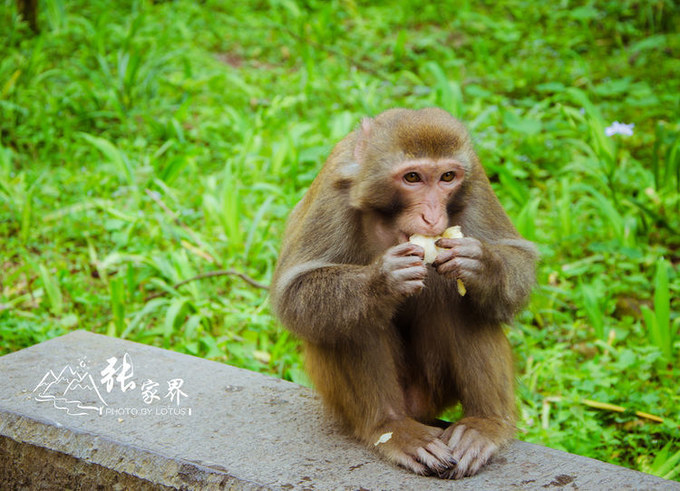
442 324 516 479
305 336 455 476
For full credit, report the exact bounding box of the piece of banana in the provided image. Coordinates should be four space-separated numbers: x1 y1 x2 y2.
409 226 467 296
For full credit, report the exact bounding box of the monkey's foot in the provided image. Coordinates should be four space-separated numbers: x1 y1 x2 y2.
441 418 506 479
371 419 456 476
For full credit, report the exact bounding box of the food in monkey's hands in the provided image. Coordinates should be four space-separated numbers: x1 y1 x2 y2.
409 226 467 295
409 225 463 264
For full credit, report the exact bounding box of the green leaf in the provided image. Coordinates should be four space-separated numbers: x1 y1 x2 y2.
38 264 63 315
502 110 542 135
110 276 126 337
653 258 671 353
423 61 463 118
79 132 134 186
163 297 190 341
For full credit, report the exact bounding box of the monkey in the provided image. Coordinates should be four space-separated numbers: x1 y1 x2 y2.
270 108 537 479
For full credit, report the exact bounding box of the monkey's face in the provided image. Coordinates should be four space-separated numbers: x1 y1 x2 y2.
390 158 466 239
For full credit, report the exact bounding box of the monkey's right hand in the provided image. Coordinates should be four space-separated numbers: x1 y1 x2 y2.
376 243 427 297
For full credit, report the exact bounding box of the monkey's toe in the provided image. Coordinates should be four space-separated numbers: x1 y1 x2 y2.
442 423 499 479
416 439 457 475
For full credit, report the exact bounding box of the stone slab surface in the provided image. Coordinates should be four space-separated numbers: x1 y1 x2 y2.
0 331 677 490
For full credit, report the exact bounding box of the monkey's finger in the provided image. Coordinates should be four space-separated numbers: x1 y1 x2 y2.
391 242 425 259
407 245 426 260
456 243 483 259
432 249 456 267
392 452 429 476
416 446 452 475
465 441 498 477
390 255 428 269
436 236 482 251
428 437 454 455
456 258 483 276
380 257 426 278
450 429 479 478
435 257 482 277
434 241 482 260
434 237 464 250
453 439 497 479
392 266 427 282
432 247 482 268
425 439 457 467
450 427 483 463
445 424 466 449
397 280 426 295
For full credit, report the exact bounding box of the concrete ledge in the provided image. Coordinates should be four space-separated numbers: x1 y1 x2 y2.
0 331 677 490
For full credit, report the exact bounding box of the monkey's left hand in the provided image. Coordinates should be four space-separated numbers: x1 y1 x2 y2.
432 237 498 289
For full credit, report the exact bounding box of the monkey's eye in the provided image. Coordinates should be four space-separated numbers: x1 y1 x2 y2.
404 172 421 183
441 171 456 182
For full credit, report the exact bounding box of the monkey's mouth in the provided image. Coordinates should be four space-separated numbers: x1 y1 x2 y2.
398 232 411 243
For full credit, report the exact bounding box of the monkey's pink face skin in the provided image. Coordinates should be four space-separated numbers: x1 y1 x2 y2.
392 159 465 237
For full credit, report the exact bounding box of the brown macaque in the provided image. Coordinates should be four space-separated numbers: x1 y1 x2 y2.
270 108 537 479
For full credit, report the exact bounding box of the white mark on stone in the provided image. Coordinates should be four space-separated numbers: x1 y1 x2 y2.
374 432 393 446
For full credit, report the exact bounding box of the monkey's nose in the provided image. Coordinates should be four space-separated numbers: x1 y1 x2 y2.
421 213 436 226
421 215 446 235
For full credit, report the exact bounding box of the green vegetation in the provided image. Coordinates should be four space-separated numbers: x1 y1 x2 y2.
1 0 678 480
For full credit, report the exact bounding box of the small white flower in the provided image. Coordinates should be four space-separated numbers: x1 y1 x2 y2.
605 121 634 137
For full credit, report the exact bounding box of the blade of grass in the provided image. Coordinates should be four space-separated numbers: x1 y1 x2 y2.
79 132 135 186
38 264 62 315
110 276 126 337
423 61 463 118
653 258 672 357
655 444 680 480
580 282 605 340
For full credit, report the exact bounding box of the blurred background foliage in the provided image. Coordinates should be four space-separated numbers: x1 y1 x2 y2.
0 0 679 480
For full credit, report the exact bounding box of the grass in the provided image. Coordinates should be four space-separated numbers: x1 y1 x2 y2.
1 0 679 480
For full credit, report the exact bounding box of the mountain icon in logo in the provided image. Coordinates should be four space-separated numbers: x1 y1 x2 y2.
33 364 108 416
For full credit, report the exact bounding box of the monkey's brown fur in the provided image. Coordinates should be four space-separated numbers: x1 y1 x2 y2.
271 108 537 478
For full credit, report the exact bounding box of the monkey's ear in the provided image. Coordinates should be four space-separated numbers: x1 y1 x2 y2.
353 117 374 164
342 117 374 201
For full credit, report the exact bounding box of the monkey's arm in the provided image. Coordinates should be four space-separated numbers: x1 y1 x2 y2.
271 243 426 345
435 236 536 323
473 237 536 321
434 179 538 323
